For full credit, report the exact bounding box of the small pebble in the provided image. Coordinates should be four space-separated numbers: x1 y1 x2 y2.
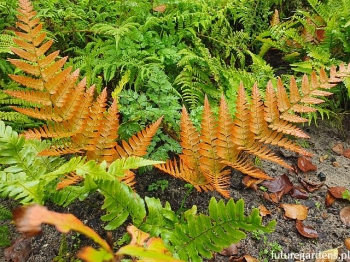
318 172 326 182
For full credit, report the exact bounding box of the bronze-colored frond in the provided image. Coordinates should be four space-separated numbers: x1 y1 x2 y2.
157 64 350 197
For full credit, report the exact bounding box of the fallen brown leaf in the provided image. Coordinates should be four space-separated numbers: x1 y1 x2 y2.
315 248 338 262
297 156 317 172
328 186 347 198
290 186 309 199
280 203 308 220
258 204 271 217
262 192 272 202
229 257 246 262
219 243 241 256
299 178 324 192
340 206 350 226
295 219 318 238
4 237 32 262
332 143 344 155
269 193 279 203
243 254 259 262
345 238 350 250
242 176 263 190
325 192 337 208
261 174 293 194
343 148 350 159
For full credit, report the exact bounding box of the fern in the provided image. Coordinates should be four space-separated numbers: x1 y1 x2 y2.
0 204 11 220
47 156 163 207
169 197 275 261
98 179 147 230
157 65 350 197
6 0 163 184
0 204 12 247
0 120 65 204
0 33 14 54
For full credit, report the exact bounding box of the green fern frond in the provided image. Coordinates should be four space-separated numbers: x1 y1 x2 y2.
0 225 10 247
0 204 11 220
91 19 140 50
98 179 146 230
169 197 275 261
0 33 14 54
107 156 164 179
0 120 64 204
140 197 177 238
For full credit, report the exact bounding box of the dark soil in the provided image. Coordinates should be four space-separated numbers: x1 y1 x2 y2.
1 116 350 262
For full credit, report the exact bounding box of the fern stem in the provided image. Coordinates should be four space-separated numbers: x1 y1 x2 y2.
177 184 194 215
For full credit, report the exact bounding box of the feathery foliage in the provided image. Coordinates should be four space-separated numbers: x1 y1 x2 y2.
0 120 65 204
5 0 163 185
157 65 350 197
0 204 11 247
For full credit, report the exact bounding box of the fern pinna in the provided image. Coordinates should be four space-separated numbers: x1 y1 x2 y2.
6 0 162 186
157 65 350 198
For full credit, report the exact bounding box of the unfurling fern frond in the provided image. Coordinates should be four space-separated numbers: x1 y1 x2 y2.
157 64 350 198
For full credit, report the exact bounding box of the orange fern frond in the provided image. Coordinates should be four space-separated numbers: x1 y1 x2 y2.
250 83 312 156
71 88 109 147
119 170 136 189
232 84 257 148
56 172 83 190
265 81 309 138
118 116 164 158
199 96 229 196
216 96 238 162
229 84 291 169
85 99 120 163
221 153 272 180
156 63 350 197
178 106 202 172
155 158 213 193
5 0 163 192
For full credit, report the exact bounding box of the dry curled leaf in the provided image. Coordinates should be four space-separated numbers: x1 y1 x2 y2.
332 143 344 155
262 191 283 203
299 178 324 192
290 186 309 199
258 204 271 217
325 192 337 208
261 174 293 194
242 175 263 190
280 203 308 220
4 237 32 262
297 156 317 172
340 206 350 226
296 219 318 238
12 205 112 253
